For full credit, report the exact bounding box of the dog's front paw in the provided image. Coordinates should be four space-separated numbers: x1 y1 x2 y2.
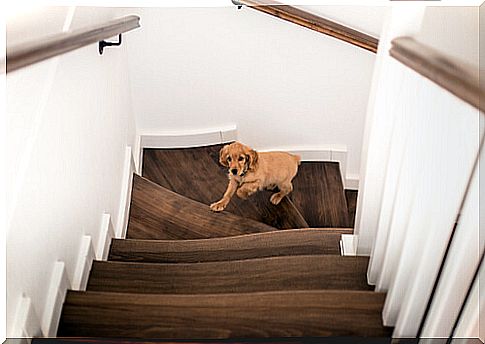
210 201 227 212
270 193 284 205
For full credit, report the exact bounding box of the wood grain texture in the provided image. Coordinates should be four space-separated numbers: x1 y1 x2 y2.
36 339 395 344
127 174 276 240
6 15 140 73
345 190 358 229
58 290 392 338
142 146 308 229
390 37 483 113
87 255 372 294
143 146 350 228
236 0 378 53
291 162 350 228
109 228 352 263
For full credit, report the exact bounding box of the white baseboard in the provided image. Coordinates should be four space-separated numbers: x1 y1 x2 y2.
341 234 358 256
72 235 95 291
11 148 137 340
135 135 143 175
345 174 360 189
139 125 237 149
97 213 115 260
116 146 136 239
133 135 142 175
137 125 237 175
41 261 69 337
10 295 42 340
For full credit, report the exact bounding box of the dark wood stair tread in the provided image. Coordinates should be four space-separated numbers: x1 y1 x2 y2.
109 228 353 263
87 255 372 294
58 290 392 338
37 339 392 344
55 145 387 340
127 174 277 240
142 146 309 229
345 189 358 228
292 162 350 228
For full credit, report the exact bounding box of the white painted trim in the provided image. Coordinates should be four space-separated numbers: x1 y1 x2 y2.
116 146 136 239
10 296 42 340
139 125 238 149
341 234 358 256
345 173 360 189
41 261 69 337
133 134 142 174
97 213 115 260
258 144 345 159
72 235 95 291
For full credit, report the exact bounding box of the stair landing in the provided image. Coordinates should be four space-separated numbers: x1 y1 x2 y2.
142 145 350 229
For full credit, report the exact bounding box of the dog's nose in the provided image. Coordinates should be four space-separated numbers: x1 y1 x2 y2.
231 169 238 175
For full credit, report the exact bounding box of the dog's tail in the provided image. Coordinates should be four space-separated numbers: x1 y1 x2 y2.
294 154 302 166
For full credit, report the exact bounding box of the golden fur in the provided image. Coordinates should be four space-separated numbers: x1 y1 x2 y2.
210 142 301 212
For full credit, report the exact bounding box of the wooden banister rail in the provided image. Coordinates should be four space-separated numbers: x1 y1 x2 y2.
390 37 484 113
235 0 379 53
6 15 140 73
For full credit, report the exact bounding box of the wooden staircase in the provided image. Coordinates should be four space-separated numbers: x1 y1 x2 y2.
57 144 392 339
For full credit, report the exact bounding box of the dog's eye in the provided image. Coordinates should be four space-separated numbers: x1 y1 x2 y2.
238 156 244 162
227 157 231 162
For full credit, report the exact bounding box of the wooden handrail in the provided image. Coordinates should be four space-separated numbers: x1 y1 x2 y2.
235 0 379 53
390 37 483 113
6 15 140 73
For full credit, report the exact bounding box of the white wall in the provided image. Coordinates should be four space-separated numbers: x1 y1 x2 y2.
417 6 479 66
6 6 137 337
123 6 386 183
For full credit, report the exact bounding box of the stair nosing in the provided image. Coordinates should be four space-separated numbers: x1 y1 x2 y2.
97 254 370 267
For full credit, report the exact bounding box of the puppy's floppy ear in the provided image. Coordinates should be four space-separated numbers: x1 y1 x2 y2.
246 149 258 170
219 145 230 167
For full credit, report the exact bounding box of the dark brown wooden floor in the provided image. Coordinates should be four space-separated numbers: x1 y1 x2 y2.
127 174 275 240
109 228 352 263
142 145 308 229
345 190 358 228
142 146 349 229
87 255 372 294
290 162 349 228
58 290 392 338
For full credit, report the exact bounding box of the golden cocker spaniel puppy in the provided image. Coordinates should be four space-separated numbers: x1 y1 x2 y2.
210 142 300 212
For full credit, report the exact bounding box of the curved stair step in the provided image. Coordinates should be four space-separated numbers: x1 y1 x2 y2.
58 290 392 338
142 146 309 229
109 228 352 263
87 255 372 294
292 162 350 228
127 174 276 239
